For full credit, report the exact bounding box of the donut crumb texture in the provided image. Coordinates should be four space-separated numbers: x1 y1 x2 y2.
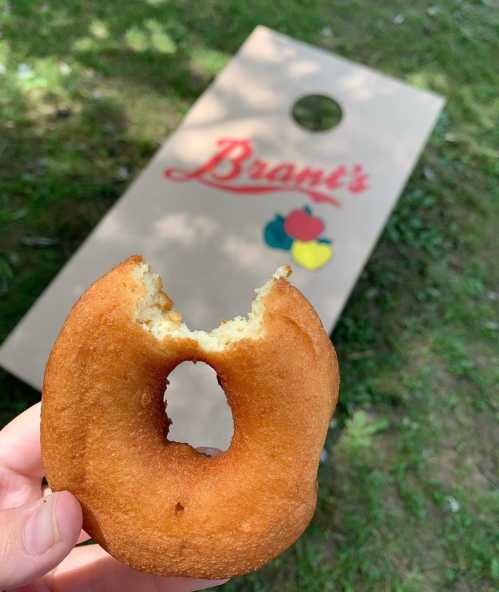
133 262 291 351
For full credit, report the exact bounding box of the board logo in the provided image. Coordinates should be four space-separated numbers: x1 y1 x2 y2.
264 206 333 271
164 138 369 207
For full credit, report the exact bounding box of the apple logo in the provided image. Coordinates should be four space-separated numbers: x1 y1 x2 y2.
284 206 325 242
291 239 333 271
263 205 333 271
263 214 293 251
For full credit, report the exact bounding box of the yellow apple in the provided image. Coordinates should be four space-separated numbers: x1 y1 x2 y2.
291 240 333 271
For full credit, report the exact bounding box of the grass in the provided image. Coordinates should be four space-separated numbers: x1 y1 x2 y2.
1 0 498 590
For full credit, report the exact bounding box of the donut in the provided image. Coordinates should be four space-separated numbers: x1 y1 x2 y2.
41 256 339 578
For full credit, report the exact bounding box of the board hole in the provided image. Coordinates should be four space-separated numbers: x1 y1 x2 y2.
291 94 343 132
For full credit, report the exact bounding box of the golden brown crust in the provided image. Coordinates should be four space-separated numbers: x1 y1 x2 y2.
41 256 339 578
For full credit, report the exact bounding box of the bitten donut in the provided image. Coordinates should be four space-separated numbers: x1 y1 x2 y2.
41 256 339 578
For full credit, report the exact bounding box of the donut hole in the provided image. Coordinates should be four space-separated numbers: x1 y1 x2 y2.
164 361 234 451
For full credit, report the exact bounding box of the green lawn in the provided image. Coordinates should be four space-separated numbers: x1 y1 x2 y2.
1 1 498 590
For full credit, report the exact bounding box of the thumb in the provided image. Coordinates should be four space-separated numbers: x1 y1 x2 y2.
0 491 82 590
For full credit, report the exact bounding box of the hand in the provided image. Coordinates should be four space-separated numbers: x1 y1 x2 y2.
0 403 227 591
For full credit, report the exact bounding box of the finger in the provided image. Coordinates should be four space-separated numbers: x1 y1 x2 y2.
44 486 91 543
0 491 82 590
44 545 228 592
196 447 223 457
0 402 43 479
42 485 92 545
77 529 91 544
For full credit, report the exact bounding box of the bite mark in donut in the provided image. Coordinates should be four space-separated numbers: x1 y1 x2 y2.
41 256 339 578
133 261 291 350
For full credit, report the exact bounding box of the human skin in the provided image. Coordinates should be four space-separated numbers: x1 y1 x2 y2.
0 402 227 591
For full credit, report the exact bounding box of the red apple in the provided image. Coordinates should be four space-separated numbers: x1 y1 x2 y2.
284 207 325 241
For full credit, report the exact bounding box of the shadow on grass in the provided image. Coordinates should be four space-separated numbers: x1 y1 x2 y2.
0 91 159 420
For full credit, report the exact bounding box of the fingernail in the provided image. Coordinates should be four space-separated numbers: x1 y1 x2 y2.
196 447 223 457
23 496 59 556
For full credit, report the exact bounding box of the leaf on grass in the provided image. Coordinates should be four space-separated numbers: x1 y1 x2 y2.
341 410 390 450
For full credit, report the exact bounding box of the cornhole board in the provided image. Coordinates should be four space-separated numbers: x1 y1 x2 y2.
0 26 444 448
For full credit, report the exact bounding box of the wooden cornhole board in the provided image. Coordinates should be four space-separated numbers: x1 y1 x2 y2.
0 26 444 449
